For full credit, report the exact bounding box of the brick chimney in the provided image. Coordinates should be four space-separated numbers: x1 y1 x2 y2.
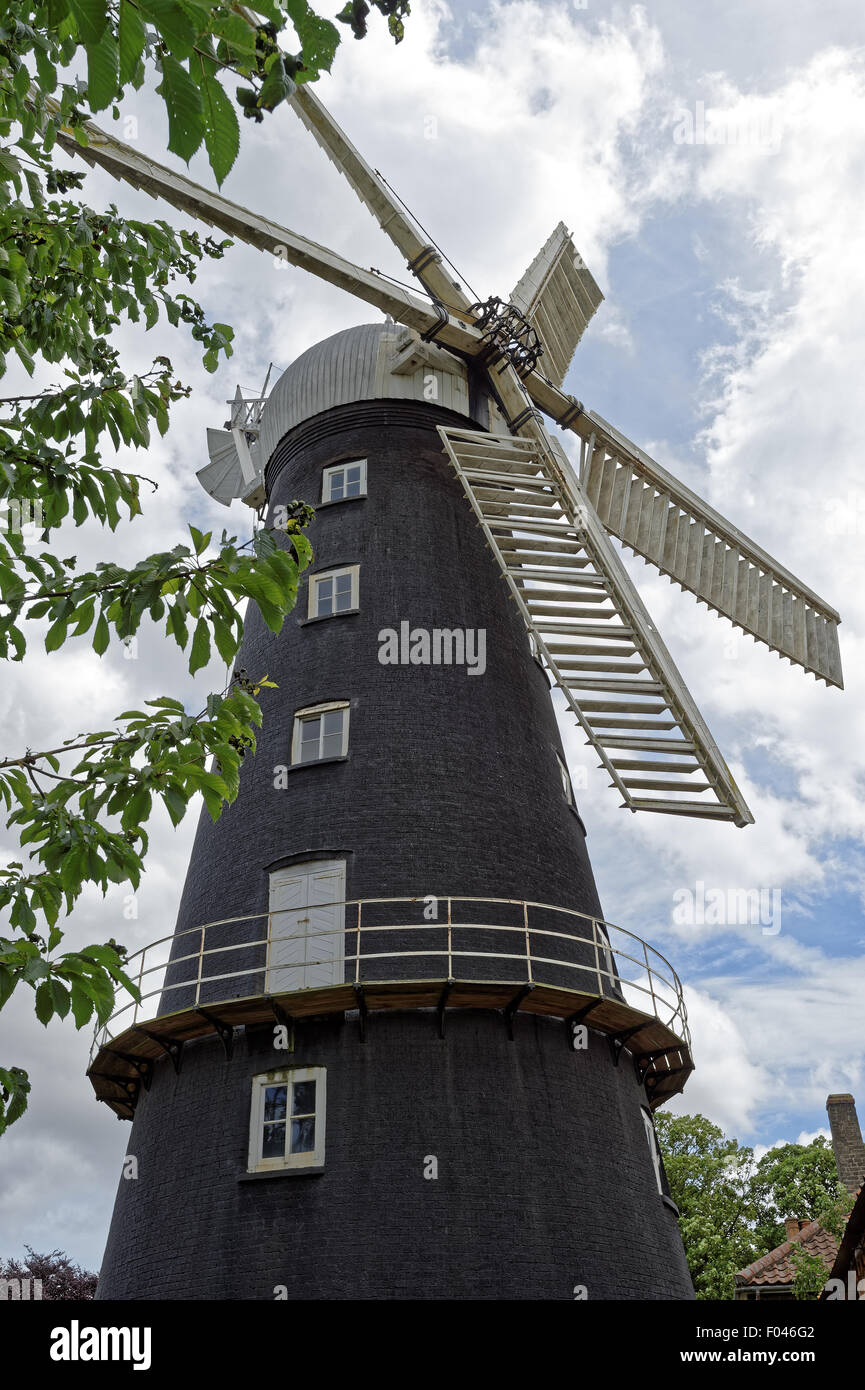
826 1094 865 1194
784 1217 808 1241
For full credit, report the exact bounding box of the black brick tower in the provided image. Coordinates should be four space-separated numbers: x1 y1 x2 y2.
93 324 695 1300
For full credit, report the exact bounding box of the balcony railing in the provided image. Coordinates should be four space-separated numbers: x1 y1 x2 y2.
90 896 690 1061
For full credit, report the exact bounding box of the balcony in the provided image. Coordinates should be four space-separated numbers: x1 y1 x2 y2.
87 896 693 1118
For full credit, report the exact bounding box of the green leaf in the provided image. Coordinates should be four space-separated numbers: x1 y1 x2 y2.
257 57 296 113
35 981 53 1026
49 979 71 1019
69 0 109 45
286 1 340 78
0 965 15 1009
188 524 211 556
189 616 211 674
162 785 188 826
156 55 204 163
118 0 148 84
193 57 240 185
92 612 110 655
45 614 69 652
69 981 94 1028
139 0 197 58
87 29 120 111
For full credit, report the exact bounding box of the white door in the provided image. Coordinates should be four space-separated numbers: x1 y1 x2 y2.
266 860 346 993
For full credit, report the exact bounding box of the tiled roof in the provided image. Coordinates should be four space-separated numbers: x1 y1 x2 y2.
735 1221 839 1287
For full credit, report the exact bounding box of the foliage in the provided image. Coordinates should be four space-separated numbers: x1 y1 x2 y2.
1 2 410 186
656 1113 852 1300
0 1245 98 1298
655 1111 761 1299
753 1137 846 1250
0 0 409 1134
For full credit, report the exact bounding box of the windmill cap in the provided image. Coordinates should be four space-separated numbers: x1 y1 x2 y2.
256 320 485 467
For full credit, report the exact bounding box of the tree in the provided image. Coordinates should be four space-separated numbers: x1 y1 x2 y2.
656 1113 851 1299
753 1136 847 1250
0 1 410 1134
0 1245 98 1298
655 1111 762 1299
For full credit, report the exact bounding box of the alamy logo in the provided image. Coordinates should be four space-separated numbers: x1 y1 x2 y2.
1 498 43 544
672 880 781 936
49 1320 151 1371
378 621 486 676
0 1277 42 1299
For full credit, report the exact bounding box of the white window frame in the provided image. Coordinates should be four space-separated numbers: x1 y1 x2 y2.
322 459 367 503
291 701 350 765
248 1067 326 1173
307 564 360 620
642 1107 664 1194
556 752 574 807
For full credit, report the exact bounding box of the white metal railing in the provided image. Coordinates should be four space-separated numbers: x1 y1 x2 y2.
90 896 690 1060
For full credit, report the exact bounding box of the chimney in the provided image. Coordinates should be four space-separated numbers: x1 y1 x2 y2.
784 1217 809 1242
826 1094 865 1194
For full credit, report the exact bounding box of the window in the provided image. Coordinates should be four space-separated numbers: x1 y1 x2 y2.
308 565 359 620
556 752 574 807
642 1107 664 1195
248 1067 326 1173
322 459 366 503
291 701 349 765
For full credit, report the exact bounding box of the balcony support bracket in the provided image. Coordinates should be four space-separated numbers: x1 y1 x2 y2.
565 999 603 1050
195 1009 235 1060
502 982 535 1040
135 1028 184 1074
436 979 454 1039
354 983 368 1042
94 1092 136 1121
89 1071 141 1110
645 1063 691 1094
634 1047 677 1086
608 1022 647 1067
104 1050 154 1091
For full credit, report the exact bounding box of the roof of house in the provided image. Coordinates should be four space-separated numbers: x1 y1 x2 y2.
735 1220 839 1288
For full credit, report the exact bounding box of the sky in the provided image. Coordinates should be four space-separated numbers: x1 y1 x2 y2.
2 0 865 1270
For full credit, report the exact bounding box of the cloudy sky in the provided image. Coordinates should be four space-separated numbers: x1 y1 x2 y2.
2 0 865 1270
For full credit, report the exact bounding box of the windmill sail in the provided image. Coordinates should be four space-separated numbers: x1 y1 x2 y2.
291 86 475 314
438 425 753 826
510 223 604 385
44 103 481 359
580 413 843 688
53 87 841 825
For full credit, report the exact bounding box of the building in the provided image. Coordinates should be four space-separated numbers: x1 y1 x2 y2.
735 1093 865 1300
91 322 696 1301
824 1094 865 1300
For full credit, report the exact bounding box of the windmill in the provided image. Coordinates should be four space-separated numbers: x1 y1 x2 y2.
60 77 844 1303
54 84 842 831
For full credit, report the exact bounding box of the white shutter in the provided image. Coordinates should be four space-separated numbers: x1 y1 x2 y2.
266 860 346 992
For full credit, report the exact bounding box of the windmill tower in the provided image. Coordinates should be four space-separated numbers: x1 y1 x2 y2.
66 85 842 1301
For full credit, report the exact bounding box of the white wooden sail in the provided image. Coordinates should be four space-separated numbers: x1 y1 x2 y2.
291 87 474 315
510 223 603 385
437 426 753 826
45 103 480 359
52 87 841 823
579 413 843 688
